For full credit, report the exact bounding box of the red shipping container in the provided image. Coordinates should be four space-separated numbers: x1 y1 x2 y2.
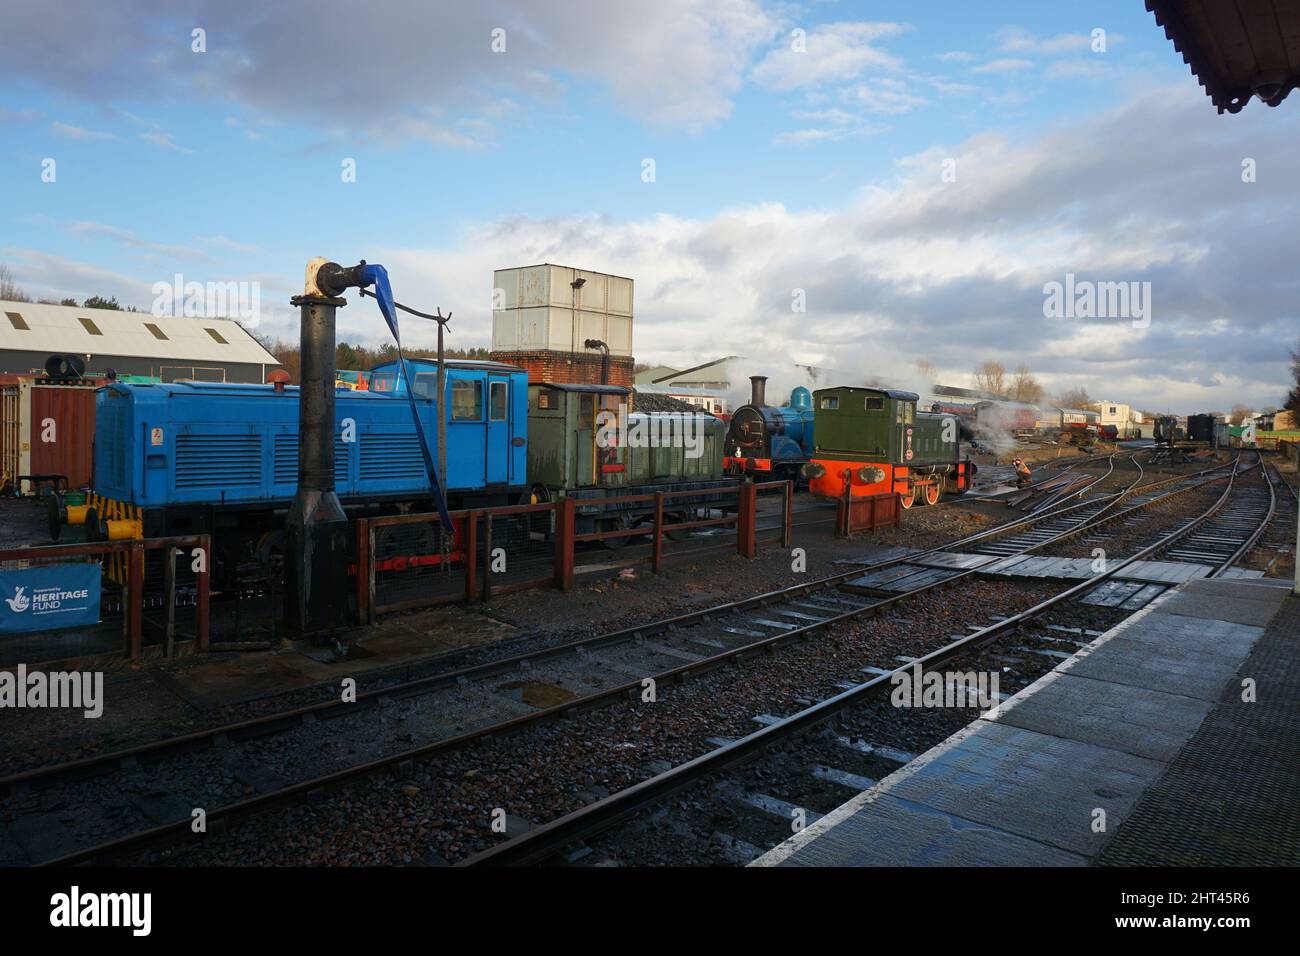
0 377 102 494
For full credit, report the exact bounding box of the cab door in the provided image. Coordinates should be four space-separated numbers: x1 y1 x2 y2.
485 376 510 485
575 392 596 487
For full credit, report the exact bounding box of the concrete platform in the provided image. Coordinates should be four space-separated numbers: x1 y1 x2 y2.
754 576 1294 867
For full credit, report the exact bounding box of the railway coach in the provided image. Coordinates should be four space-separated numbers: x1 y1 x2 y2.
802 385 975 508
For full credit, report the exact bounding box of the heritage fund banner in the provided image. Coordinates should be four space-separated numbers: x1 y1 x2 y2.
0 564 100 634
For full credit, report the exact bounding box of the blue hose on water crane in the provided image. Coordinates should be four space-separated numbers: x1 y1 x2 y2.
356 263 454 531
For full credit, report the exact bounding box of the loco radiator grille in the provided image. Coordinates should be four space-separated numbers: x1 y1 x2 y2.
175 434 262 488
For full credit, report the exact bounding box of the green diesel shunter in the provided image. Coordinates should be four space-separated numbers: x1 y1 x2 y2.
805 385 975 508
527 382 735 544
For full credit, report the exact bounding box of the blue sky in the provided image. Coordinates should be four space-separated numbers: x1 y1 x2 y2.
1 1 1296 413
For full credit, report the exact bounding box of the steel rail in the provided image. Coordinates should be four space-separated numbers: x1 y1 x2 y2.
1025 453 1115 514
8 454 1221 808
35 456 1235 866
0 455 1167 797
1210 450 1276 576
460 454 1251 866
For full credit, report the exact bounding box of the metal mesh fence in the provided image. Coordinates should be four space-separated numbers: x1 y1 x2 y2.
481 511 555 592
372 518 466 609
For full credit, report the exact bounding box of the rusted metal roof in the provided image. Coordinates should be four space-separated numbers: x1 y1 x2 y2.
1147 0 1300 113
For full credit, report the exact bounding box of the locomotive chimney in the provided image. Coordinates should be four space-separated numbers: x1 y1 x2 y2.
750 375 767 407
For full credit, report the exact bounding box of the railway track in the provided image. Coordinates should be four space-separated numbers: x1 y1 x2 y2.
0 456 1239 866
461 452 1263 866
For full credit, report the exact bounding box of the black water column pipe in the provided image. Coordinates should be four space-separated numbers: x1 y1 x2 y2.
285 260 366 635
584 338 610 385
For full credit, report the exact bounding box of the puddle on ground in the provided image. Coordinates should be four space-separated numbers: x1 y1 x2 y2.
495 680 580 708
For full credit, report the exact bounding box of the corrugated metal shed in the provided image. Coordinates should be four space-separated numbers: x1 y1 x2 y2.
0 299 278 367
1147 0 1300 112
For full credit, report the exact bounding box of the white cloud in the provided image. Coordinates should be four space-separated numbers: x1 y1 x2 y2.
751 21 909 91
0 0 778 137
70 221 207 261
996 27 1092 55
357 88 1299 413
140 130 192 153
51 121 117 141
774 127 853 145
791 108 856 125
201 236 261 254
1047 59 1110 80
847 77 927 114
971 58 1033 74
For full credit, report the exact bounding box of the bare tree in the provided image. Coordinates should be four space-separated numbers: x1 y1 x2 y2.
914 358 938 384
971 360 1006 397
1228 404 1252 426
1009 364 1045 405
1285 339 1300 417
1056 386 1091 409
0 264 31 302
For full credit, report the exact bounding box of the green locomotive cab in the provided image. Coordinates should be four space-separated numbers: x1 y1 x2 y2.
807 385 974 507
526 382 733 546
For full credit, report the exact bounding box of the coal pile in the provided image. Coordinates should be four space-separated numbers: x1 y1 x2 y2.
632 390 715 415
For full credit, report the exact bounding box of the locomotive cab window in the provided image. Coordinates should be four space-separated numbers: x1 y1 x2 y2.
819 396 839 410
489 381 508 421
452 380 482 420
412 372 440 400
863 395 884 411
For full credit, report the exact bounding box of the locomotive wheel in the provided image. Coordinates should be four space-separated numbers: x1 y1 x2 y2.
899 490 915 509
47 496 63 541
665 512 691 541
83 507 104 542
253 530 286 571
599 515 630 550
922 483 940 506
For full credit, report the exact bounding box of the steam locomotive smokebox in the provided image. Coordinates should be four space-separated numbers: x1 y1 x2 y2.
490 264 634 387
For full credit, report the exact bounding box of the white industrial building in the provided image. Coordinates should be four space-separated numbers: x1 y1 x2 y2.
1090 399 1145 437
0 299 278 382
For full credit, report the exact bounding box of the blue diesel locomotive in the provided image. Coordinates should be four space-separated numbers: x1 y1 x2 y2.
724 375 815 481
83 360 528 574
